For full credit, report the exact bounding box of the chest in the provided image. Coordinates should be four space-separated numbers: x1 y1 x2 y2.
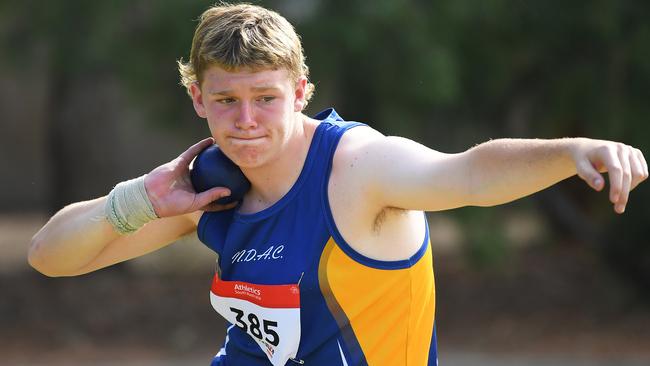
217 213 330 287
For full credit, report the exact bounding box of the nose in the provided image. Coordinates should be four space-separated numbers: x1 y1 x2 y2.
235 101 257 130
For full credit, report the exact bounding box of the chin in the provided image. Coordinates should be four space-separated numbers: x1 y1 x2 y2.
231 153 269 170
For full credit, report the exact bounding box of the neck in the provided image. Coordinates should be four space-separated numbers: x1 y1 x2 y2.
239 113 316 213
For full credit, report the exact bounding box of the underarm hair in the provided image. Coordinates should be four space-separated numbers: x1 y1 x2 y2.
104 175 158 234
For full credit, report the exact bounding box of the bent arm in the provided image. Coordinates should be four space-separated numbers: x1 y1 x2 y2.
28 138 234 277
28 197 198 277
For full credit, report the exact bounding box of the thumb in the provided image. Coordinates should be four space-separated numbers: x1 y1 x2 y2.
194 187 231 209
576 158 604 191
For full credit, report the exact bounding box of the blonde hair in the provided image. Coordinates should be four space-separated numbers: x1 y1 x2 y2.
178 3 315 107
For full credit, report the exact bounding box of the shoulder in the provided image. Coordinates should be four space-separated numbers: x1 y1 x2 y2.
332 124 385 170
329 125 387 212
327 126 427 260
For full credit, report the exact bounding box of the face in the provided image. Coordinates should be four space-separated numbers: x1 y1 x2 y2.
190 66 307 169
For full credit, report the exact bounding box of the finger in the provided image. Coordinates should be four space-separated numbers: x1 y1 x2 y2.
630 149 646 191
615 148 631 214
202 201 239 212
637 148 649 180
601 148 623 205
194 187 231 209
576 158 605 191
179 137 215 165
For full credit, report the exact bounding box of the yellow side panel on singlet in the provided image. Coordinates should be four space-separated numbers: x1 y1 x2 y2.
318 237 436 366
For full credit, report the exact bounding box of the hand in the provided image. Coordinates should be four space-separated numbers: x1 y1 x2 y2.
144 138 237 217
572 139 648 214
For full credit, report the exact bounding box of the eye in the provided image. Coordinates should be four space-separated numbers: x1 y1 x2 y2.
259 96 276 103
217 98 236 105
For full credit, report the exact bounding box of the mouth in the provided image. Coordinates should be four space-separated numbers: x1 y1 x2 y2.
231 135 265 140
228 136 267 145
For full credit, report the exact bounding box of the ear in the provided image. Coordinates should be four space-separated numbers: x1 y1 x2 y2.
293 77 308 112
190 82 208 118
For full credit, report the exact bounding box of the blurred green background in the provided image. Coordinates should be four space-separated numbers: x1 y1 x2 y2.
1 0 649 365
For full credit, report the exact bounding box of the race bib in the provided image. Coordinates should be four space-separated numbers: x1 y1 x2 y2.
210 274 301 366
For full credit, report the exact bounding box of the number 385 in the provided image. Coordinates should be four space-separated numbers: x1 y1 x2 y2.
230 307 280 346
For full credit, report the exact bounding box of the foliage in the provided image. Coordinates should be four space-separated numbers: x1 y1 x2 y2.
2 0 648 280
301 0 650 145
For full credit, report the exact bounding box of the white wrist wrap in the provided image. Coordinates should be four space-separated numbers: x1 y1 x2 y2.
105 175 159 235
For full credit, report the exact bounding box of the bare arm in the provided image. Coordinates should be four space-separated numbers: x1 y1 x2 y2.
28 138 234 277
340 128 648 213
464 138 648 212
28 198 199 276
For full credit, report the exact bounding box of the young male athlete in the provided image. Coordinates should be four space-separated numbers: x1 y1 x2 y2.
29 3 648 366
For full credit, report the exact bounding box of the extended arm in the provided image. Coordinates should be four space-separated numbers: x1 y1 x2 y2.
340 128 648 213
462 138 647 212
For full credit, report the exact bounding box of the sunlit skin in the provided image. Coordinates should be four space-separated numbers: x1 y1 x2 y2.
27 64 649 276
189 66 315 210
26 4 648 283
